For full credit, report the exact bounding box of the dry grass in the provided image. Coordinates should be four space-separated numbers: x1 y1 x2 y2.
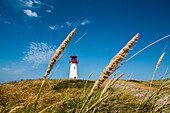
79 33 139 112
100 71 119 98
0 78 169 113
156 52 165 70
1 31 170 113
44 28 76 79
34 28 77 112
149 52 165 95
78 34 170 113
0 79 94 112
95 33 139 91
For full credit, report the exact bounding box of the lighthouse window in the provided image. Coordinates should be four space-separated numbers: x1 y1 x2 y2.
74 67 76 69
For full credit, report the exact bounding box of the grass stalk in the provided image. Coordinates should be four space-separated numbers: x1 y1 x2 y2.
33 28 76 113
9 106 24 113
86 92 127 112
49 32 87 79
93 73 124 112
33 78 46 113
148 52 165 96
81 72 93 99
136 77 169 113
92 102 102 113
107 93 128 108
38 99 66 113
108 73 125 88
110 35 170 75
85 95 110 112
99 71 119 98
95 34 139 90
126 74 131 78
79 33 139 113
43 28 76 79
76 72 93 113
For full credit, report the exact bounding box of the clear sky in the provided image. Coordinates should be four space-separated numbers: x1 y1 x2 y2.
0 0 170 83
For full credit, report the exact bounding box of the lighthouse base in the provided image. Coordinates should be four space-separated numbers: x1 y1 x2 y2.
69 63 78 79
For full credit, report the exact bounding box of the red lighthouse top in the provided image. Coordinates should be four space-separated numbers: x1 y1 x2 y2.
69 53 79 63
70 53 77 58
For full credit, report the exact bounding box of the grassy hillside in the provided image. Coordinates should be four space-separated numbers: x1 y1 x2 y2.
0 78 169 113
0 79 94 113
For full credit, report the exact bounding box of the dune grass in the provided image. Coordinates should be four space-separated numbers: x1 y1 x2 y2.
0 78 169 113
0 31 170 113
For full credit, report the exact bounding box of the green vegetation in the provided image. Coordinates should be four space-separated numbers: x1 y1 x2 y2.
0 78 169 113
1 30 170 113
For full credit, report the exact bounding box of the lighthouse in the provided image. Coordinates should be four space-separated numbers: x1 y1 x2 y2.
69 53 79 79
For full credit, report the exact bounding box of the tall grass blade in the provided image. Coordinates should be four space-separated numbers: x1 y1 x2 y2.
110 35 170 75
79 34 139 113
148 52 165 95
100 71 119 98
81 72 93 99
49 32 87 79
33 28 76 113
9 106 24 113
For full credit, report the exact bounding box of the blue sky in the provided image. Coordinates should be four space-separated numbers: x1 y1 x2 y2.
0 0 170 83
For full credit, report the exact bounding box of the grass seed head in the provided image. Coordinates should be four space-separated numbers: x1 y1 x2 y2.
44 28 76 78
93 33 139 91
156 52 165 70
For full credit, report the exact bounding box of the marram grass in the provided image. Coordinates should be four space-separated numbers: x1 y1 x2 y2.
148 52 165 96
97 33 139 90
79 34 170 113
100 71 119 98
1 33 170 113
79 33 139 112
33 28 76 112
1 78 169 113
44 28 77 79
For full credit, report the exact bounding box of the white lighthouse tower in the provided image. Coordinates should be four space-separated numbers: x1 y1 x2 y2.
69 53 79 79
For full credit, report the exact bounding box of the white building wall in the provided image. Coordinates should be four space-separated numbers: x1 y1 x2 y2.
69 62 78 79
